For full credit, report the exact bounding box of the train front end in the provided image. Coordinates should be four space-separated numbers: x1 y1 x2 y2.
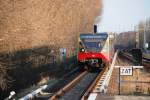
77 33 110 70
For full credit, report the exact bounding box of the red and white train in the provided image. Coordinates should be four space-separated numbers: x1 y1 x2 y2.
77 32 114 70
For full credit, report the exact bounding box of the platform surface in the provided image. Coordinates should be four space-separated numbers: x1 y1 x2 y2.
95 95 150 100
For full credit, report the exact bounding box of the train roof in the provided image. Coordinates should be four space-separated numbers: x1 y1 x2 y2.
80 32 108 35
80 33 108 39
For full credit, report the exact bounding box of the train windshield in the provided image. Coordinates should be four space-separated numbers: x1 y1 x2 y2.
79 33 108 52
83 39 105 52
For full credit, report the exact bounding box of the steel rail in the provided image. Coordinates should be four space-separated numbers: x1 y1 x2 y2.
81 51 118 100
122 52 150 67
81 66 108 100
50 71 87 100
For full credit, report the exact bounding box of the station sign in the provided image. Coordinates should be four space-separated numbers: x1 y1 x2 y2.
120 67 133 76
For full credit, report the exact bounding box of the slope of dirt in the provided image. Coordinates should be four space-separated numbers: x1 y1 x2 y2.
0 0 102 99
0 0 102 53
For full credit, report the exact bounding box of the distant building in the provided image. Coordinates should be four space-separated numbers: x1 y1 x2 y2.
116 31 136 50
146 30 150 50
138 28 150 50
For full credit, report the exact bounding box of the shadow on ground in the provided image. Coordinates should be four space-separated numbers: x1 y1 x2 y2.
0 46 77 99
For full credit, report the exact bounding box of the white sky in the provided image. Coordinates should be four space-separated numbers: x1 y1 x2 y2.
96 0 150 33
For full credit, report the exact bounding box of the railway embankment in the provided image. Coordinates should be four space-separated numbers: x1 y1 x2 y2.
0 0 102 99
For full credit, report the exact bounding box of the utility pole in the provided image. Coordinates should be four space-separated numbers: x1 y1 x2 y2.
144 18 147 50
135 25 139 48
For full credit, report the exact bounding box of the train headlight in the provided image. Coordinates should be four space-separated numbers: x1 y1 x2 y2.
81 48 85 52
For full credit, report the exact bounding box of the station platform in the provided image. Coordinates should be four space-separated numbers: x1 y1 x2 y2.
88 94 150 100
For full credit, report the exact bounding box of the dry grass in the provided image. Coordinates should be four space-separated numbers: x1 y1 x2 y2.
0 0 102 53
0 0 102 98
120 69 150 95
108 57 150 95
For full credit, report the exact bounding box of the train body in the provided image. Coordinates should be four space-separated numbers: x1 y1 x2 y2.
77 33 114 70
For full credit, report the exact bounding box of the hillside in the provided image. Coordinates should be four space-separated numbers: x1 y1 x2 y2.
0 0 102 98
0 0 102 53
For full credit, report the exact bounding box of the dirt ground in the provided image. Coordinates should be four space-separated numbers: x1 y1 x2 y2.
107 57 150 95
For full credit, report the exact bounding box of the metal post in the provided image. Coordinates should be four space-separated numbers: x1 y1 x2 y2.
144 24 146 50
108 34 110 68
144 18 147 50
119 67 120 95
94 25 97 33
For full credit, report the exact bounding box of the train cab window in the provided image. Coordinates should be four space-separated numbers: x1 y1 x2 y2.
79 33 108 52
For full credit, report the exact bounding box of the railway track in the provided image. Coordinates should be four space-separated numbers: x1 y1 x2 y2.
81 66 108 100
50 71 96 100
51 51 118 100
142 58 150 67
12 65 108 100
82 51 118 100
15 67 82 100
50 71 88 100
50 67 109 100
15 51 118 100
120 51 150 67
